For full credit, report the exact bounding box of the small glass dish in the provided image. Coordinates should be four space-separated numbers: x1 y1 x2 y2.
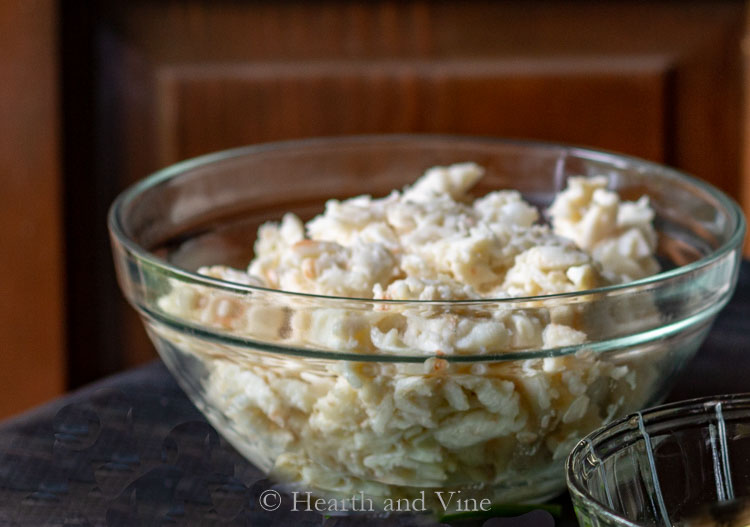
567 394 750 526
109 135 744 510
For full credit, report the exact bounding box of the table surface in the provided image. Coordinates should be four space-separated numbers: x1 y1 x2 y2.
1 263 748 526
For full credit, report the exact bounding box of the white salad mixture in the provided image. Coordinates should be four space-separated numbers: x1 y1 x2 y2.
156 163 661 503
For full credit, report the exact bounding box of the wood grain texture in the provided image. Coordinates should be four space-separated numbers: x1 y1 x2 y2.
0 0 65 416
156 57 670 166
61 0 745 382
105 0 744 192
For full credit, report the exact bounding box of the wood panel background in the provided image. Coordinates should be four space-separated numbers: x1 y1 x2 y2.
55 0 746 388
155 57 670 165
0 0 65 417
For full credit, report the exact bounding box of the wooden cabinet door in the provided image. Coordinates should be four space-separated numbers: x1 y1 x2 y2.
1 0 65 417
62 0 745 386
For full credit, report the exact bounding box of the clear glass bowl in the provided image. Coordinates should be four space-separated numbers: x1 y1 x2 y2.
567 394 750 527
108 135 744 511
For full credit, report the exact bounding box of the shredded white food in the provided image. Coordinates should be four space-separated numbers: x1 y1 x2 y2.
155 163 661 505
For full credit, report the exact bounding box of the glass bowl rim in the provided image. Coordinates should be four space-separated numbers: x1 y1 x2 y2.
565 392 750 527
108 133 745 305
